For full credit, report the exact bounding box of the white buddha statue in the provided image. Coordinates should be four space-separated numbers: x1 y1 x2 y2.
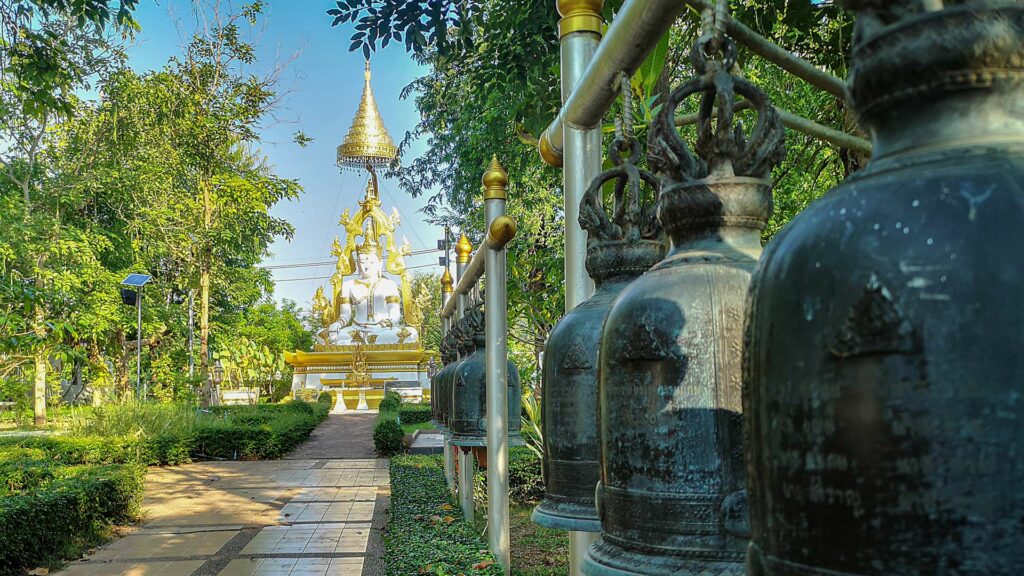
331 235 419 346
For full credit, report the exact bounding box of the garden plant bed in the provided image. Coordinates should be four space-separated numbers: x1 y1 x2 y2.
0 400 329 575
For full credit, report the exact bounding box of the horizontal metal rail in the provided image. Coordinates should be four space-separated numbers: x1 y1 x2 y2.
539 0 851 165
440 216 517 320
676 102 872 156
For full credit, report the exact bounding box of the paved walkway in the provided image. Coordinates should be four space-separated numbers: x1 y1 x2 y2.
56 414 388 576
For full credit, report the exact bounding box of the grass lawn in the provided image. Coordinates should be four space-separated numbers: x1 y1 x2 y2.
401 421 435 434
510 502 568 576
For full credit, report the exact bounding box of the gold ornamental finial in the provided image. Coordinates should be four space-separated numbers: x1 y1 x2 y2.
337 60 398 169
556 0 603 38
482 155 509 200
455 233 473 264
441 268 454 293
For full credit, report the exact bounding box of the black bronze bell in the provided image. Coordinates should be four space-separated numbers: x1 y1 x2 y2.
450 304 525 448
583 34 785 576
745 3 1024 574
533 137 664 533
431 332 456 432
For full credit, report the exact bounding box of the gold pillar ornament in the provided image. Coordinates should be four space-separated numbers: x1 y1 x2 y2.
456 234 473 264
556 0 604 38
441 268 454 294
337 60 398 170
482 155 509 200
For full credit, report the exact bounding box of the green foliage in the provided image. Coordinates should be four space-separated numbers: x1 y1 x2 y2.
385 455 502 576
0 463 145 575
378 390 402 413
473 446 543 506
318 392 334 405
398 403 431 425
0 3 304 407
214 336 285 403
0 401 328 465
373 411 404 456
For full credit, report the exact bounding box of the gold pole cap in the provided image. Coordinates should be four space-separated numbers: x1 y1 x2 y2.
557 0 603 37
440 268 454 293
487 216 517 249
538 129 563 167
482 155 509 200
455 233 473 264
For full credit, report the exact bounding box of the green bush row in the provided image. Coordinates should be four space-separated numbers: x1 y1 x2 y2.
384 455 501 576
397 403 432 425
0 463 145 575
374 411 404 456
0 401 329 466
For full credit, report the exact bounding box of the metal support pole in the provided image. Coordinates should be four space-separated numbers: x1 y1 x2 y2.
136 286 144 400
483 156 511 573
569 532 599 574
455 234 474 520
556 3 603 571
559 0 603 311
440 281 455 490
458 448 475 522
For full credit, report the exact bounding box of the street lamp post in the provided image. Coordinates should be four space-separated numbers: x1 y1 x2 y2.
121 273 152 400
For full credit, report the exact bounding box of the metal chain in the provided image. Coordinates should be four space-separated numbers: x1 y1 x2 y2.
614 70 634 154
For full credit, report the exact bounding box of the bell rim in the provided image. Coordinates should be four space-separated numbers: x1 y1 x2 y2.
583 537 745 576
531 501 601 532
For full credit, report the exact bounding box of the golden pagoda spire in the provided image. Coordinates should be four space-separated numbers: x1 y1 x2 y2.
337 60 398 170
455 234 473 264
441 268 454 293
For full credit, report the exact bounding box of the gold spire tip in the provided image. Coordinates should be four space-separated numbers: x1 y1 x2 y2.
455 233 473 263
337 59 398 169
482 155 508 200
440 268 454 292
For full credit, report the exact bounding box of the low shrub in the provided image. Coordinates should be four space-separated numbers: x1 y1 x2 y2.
397 403 432 425
384 455 501 576
373 412 403 456
0 463 145 574
0 401 329 465
473 446 544 504
318 392 334 405
378 391 402 413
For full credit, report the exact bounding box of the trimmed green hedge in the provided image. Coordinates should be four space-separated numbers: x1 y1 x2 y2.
0 401 330 466
398 403 432 425
0 463 145 574
373 411 403 456
318 392 334 405
385 455 501 576
378 391 402 413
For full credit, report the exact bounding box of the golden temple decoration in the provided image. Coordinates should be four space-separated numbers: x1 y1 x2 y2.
483 155 509 200
441 268 454 293
456 233 473 264
556 0 604 38
337 61 398 170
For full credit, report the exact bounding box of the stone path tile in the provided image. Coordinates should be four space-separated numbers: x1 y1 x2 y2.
219 557 363 576
90 532 236 561
54 413 389 576
57 560 206 576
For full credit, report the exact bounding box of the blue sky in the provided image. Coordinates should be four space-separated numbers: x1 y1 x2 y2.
123 1 445 309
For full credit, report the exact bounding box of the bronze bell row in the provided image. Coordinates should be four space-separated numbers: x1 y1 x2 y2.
537 2 1024 575
430 304 524 449
449 304 525 449
533 138 665 533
